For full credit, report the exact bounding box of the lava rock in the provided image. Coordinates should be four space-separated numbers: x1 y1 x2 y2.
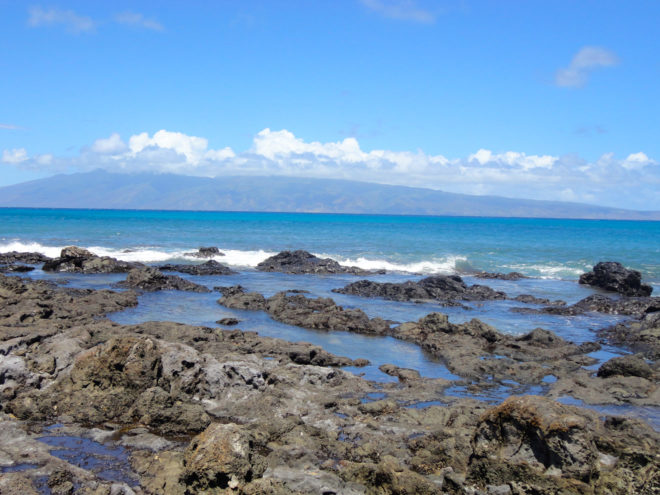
579 261 653 297
0 251 52 264
474 271 527 280
116 267 211 292
597 355 653 379
257 250 381 275
159 260 236 275
184 246 224 258
42 246 140 274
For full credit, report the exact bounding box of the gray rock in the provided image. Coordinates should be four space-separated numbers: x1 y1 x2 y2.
579 261 653 297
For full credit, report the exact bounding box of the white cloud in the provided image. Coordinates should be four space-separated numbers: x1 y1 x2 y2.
2 148 28 164
28 6 95 33
555 46 619 88
0 123 23 130
360 0 435 23
4 129 659 210
91 133 127 154
115 12 164 31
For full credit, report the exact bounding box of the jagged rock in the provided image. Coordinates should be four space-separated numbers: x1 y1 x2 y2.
217 285 267 310
257 249 382 275
474 271 527 280
513 294 565 306
598 312 660 360
334 275 506 303
0 251 51 264
379 364 421 382
514 294 660 317
0 264 34 273
42 246 140 274
116 267 210 292
159 260 237 275
597 355 653 379
216 317 240 326
579 261 653 297
184 246 224 258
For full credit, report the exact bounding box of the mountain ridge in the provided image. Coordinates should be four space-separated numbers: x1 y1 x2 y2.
1 170 658 220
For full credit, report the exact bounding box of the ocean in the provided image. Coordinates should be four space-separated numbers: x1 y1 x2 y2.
1 207 659 426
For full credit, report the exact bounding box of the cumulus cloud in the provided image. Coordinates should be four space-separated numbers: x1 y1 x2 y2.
555 46 619 88
115 12 164 31
28 6 95 33
360 0 435 23
3 129 659 210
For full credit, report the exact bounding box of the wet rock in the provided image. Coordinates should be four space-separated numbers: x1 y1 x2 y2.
184 246 224 258
159 259 236 276
379 364 421 382
216 317 240 326
42 246 140 274
579 261 653 297
474 271 527 281
217 285 267 310
515 294 660 317
598 312 660 360
0 251 51 264
116 267 210 292
597 355 653 379
513 294 565 306
256 249 382 275
334 274 506 303
0 264 35 273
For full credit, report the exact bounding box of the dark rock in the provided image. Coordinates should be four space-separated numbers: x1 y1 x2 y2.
216 317 240 326
42 246 140 274
184 246 224 258
379 364 421 382
579 261 653 297
597 355 653 379
116 267 210 292
0 251 51 264
217 285 267 310
515 294 660 318
598 312 660 360
159 260 237 275
0 264 35 273
256 249 382 275
474 271 527 281
513 294 565 306
334 274 506 303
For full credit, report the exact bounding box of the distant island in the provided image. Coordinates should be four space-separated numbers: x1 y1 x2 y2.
1 169 658 220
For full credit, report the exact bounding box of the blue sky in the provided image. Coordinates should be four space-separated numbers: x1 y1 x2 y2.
1 0 659 209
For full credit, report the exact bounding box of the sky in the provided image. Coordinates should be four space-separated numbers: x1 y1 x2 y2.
1 0 659 210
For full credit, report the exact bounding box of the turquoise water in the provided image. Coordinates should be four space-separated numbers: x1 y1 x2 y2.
2 208 659 427
1 208 659 282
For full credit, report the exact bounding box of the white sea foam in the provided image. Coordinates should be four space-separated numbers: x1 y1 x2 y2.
0 241 64 258
209 249 278 267
502 263 587 279
326 254 468 275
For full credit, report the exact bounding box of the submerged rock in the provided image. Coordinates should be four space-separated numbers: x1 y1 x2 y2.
599 311 660 360
159 259 237 275
42 246 140 274
334 275 506 303
474 271 527 280
116 267 211 292
256 249 382 275
579 261 653 297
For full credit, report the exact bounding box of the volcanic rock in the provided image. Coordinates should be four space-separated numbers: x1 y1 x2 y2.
42 246 140 274
579 261 653 297
159 259 237 275
474 271 527 280
184 246 224 258
257 249 381 275
0 251 51 264
597 355 654 379
116 267 211 292
598 311 660 360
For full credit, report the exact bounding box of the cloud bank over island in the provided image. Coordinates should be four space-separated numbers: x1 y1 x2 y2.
2 128 659 210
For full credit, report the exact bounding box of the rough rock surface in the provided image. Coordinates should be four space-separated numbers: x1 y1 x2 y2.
184 246 224 258
256 250 382 275
599 311 660 360
218 286 390 335
334 274 506 303
514 293 660 317
579 261 653 297
0 264 34 273
0 274 658 494
116 267 211 292
42 246 141 274
0 251 51 264
159 260 237 276
597 354 654 379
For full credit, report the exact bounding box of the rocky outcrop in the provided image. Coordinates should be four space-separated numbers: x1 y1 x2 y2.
334 275 506 303
219 286 390 335
0 264 34 273
514 293 660 317
597 355 654 379
579 261 653 297
184 246 224 258
257 249 382 275
598 312 660 360
159 259 237 275
0 251 51 264
42 246 140 274
116 267 211 292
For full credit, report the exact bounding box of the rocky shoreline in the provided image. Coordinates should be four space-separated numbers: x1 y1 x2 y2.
0 251 658 494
